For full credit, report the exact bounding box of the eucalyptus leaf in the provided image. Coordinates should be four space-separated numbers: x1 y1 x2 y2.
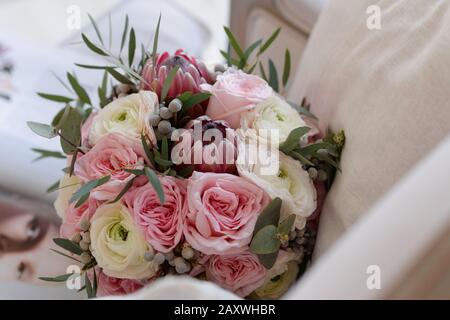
176 165 194 178
50 249 83 263
144 167 165 204
124 168 145 176
282 49 291 87
81 33 108 56
67 72 92 105
128 28 136 66
257 252 279 269
37 92 73 103
31 148 65 161
279 126 310 153
160 65 179 101
223 26 246 64
288 101 317 120
277 214 296 235
152 14 162 67
268 59 279 92
253 197 282 235
53 238 83 255
181 92 211 113
46 180 60 193
88 13 104 45
141 135 156 167
59 107 83 154
250 225 280 255
27 121 57 139
85 273 95 299
105 67 134 85
120 14 129 55
259 27 281 55
259 61 268 82
39 273 79 282
69 176 111 205
109 177 136 203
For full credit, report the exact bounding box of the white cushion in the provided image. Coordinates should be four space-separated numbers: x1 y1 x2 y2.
276 0 329 34
289 0 450 258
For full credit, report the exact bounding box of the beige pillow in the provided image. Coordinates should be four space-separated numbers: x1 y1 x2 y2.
288 0 450 258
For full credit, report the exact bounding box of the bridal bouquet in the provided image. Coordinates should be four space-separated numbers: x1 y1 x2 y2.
29 15 344 299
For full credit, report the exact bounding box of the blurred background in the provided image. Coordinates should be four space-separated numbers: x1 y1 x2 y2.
0 0 231 299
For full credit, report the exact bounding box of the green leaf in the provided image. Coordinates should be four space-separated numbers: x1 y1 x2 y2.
128 28 136 66
27 121 57 139
313 152 341 171
120 15 130 55
69 176 111 206
161 136 169 161
88 13 104 46
46 180 60 193
152 14 162 67
282 49 291 87
299 142 336 156
124 168 145 175
50 249 82 263
160 65 179 102
141 135 156 167
154 156 173 167
105 67 134 85
257 252 279 269
59 107 83 154
177 91 193 103
290 151 314 166
106 67 134 85
279 126 310 153
223 26 246 63
81 33 108 56
37 92 73 103
98 71 109 108
277 214 296 235
109 177 136 203
31 148 65 161
53 238 83 255
39 273 78 282
247 61 258 74
85 273 95 299
144 167 165 204
259 61 268 82
288 101 317 120
219 49 239 66
74 63 115 70
67 73 92 105
182 92 211 112
176 165 194 178
253 197 282 236
268 59 279 93
244 39 262 61
250 225 280 254
259 27 281 55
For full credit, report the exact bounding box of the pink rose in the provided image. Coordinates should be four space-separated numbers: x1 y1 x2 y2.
205 251 266 297
60 198 99 238
184 172 270 255
75 133 148 201
124 176 188 253
95 271 144 296
203 69 273 129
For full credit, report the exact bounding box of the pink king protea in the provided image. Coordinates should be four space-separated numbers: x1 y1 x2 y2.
141 49 213 117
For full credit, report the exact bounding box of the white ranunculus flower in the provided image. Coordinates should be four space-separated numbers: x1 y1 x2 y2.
89 90 158 146
237 139 316 229
242 95 307 145
90 203 158 280
54 174 81 220
253 250 300 299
